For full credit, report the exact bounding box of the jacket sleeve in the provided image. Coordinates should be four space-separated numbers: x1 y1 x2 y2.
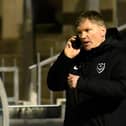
47 51 74 91
77 52 126 98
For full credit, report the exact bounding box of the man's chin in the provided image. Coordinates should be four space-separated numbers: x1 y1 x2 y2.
83 46 92 51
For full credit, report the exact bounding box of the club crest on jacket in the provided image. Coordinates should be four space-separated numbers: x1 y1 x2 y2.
96 62 106 74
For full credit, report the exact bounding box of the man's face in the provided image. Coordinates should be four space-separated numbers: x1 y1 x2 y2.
76 19 106 51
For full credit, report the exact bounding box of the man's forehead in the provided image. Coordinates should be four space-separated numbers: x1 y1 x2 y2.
77 19 98 29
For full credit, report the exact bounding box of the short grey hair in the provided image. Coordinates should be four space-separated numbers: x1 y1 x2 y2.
75 10 106 28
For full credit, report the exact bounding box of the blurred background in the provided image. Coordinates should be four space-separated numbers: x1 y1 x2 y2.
0 0 126 126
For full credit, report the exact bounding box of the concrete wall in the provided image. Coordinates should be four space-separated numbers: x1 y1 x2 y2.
2 0 23 39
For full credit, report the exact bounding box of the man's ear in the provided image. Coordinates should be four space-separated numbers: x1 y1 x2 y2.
101 26 106 36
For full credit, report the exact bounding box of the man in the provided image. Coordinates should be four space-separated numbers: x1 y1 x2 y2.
47 10 126 126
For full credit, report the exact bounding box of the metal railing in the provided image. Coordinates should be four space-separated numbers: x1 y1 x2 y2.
0 78 9 126
118 24 126 31
0 66 19 104
29 53 60 105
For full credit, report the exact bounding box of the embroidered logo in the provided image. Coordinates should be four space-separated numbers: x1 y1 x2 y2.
96 62 106 74
73 65 78 70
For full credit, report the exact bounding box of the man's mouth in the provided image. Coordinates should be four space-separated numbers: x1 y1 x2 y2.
83 41 90 46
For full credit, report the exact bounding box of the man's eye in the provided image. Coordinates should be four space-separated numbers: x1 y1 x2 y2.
85 29 90 32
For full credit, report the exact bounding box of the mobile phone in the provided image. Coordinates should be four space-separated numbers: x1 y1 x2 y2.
71 35 82 49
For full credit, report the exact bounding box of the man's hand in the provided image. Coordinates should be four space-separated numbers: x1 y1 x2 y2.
64 36 80 59
67 73 80 88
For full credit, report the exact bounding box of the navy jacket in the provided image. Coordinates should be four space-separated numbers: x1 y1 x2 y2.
47 28 126 126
